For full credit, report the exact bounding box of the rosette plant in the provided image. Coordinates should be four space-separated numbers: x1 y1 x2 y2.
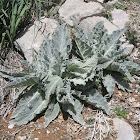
0 22 139 127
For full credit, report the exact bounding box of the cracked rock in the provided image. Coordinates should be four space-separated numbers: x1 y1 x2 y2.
59 0 105 26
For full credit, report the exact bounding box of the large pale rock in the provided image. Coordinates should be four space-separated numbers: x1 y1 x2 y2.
113 118 135 140
111 9 129 29
79 16 118 34
59 0 105 26
14 18 59 62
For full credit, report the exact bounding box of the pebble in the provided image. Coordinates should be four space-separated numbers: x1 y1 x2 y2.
8 124 15 129
46 130 50 134
17 136 26 140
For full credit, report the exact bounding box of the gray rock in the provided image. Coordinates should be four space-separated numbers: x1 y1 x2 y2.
113 118 135 140
59 0 105 26
79 16 119 34
106 0 119 6
120 42 134 56
17 136 26 140
111 9 129 29
14 18 59 63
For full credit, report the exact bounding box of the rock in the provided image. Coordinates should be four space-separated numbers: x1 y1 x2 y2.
14 18 59 62
120 42 134 56
113 118 135 140
79 16 118 34
8 123 15 129
59 0 105 26
17 136 26 140
106 0 119 7
97 0 104 3
111 9 129 29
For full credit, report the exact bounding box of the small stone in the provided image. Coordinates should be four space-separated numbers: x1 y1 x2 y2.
113 118 135 140
46 130 50 134
72 126 78 132
120 42 134 56
106 0 119 6
8 124 15 129
132 102 139 107
17 136 26 140
128 97 135 103
34 138 39 140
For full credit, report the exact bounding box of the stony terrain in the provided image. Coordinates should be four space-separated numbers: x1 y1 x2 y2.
0 0 139 140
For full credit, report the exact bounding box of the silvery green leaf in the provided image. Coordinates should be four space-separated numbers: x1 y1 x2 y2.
73 89 110 115
44 99 60 127
74 24 93 59
122 61 140 75
62 98 85 125
97 57 113 70
102 75 115 97
68 56 97 85
101 29 125 57
45 76 63 100
107 62 132 81
111 72 132 92
10 86 49 125
0 70 29 80
4 73 39 88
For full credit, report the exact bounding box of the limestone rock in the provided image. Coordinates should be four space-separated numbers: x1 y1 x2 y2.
14 18 59 62
111 9 129 29
113 118 135 140
106 0 119 6
120 42 134 56
79 16 118 34
59 0 105 26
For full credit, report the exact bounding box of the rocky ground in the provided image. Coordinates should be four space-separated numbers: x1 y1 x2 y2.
0 0 140 140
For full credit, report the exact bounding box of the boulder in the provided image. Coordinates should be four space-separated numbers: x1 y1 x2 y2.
14 18 59 62
113 118 135 140
79 16 119 34
59 0 105 26
111 9 129 29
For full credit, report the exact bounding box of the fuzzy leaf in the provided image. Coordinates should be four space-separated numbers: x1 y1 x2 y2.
122 61 140 75
101 29 125 57
102 74 115 97
111 72 132 92
0 70 29 80
10 86 49 125
4 73 39 88
107 62 132 81
44 100 60 127
73 88 110 115
62 98 85 125
45 76 63 100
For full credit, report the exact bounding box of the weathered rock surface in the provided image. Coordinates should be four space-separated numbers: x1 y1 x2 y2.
14 18 59 62
79 16 118 34
120 42 134 56
113 118 135 140
59 0 105 26
111 9 129 29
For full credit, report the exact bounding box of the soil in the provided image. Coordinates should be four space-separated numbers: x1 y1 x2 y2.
0 0 140 140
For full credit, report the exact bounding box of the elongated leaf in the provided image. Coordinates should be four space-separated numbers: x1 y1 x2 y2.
0 70 29 80
10 86 49 125
62 98 85 125
111 72 132 92
122 61 140 75
4 73 39 88
44 100 60 127
73 89 110 115
102 75 115 97
102 29 125 57
45 76 63 100
107 62 132 81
